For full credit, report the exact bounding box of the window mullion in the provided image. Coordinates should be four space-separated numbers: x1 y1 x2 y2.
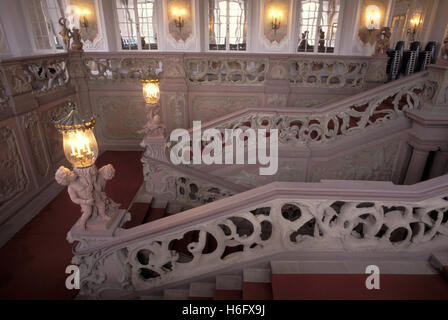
314 0 324 53
226 0 230 51
36 0 53 50
134 0 142 50
43 1 57 51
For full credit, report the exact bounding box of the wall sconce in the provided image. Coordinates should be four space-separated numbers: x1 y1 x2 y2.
172 8 186 33
54 101 98 169
270 9 283 34
75 7 91 30
365 5 381 31
408 14 421 41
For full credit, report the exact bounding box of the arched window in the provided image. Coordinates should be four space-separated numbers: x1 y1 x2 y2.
115 0 158 50
208 0 248 51
297 0 341 54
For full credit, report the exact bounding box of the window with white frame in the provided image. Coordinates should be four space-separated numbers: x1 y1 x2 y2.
116 0 158 50
297 0 341 53
208 0 248 51
24 0 66 51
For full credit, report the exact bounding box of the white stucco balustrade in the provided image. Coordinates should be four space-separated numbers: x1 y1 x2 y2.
68 175 448 299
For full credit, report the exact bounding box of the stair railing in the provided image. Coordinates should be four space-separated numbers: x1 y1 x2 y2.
69 175 448 299
164 71 433 149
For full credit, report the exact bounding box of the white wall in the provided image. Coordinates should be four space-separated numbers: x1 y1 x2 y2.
426 0 448 45
0 0 34 57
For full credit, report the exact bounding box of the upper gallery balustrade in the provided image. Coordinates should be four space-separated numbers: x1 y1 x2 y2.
1 49 436 114
80 52 389 88
0 53 70 97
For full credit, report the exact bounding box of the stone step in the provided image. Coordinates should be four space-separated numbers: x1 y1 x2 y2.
189 282 215 300
140 295 163 300
144 207 168 224
242 282 273 300
270 260 448 300
214 274 243 300
125 200 152 228
164 289 189 300
216 275 243 291
214 289 242 300
243 268 271 283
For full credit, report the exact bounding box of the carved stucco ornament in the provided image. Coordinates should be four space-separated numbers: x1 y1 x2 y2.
21 111 50 178
0 71 10 113
0 126 28 206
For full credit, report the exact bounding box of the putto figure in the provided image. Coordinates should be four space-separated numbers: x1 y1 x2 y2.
55 164 117 230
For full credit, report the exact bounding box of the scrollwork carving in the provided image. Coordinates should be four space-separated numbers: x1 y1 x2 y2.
290 58 369 88
22 58 70 95
84 57 161 82
185 58 268 85
21 111 50 178
122 195 448 291
196 78 428 147
0 126 28 206
0 71 9 112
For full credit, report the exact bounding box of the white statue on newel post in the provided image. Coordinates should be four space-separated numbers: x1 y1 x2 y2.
53 101 129 236
52 102 134 299
55 164 118 230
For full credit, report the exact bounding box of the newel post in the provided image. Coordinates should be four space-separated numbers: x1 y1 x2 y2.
265 56 290 108
67 52 92 115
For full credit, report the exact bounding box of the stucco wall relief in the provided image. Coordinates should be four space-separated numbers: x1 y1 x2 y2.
0 126 28 208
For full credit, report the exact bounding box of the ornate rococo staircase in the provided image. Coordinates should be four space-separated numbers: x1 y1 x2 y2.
68 62 448 299
139 66 448 211
71 175 448 299
1 48 448 299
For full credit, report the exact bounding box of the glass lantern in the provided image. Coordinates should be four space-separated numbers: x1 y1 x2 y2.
54 102 98 168
141 79 160 105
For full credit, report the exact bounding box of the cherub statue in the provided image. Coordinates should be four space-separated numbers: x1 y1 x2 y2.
93 164 119 219
138 105 166 137
374 27 391 56
55 164 116 230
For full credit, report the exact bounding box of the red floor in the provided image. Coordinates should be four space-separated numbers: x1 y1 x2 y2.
0 151 143 300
